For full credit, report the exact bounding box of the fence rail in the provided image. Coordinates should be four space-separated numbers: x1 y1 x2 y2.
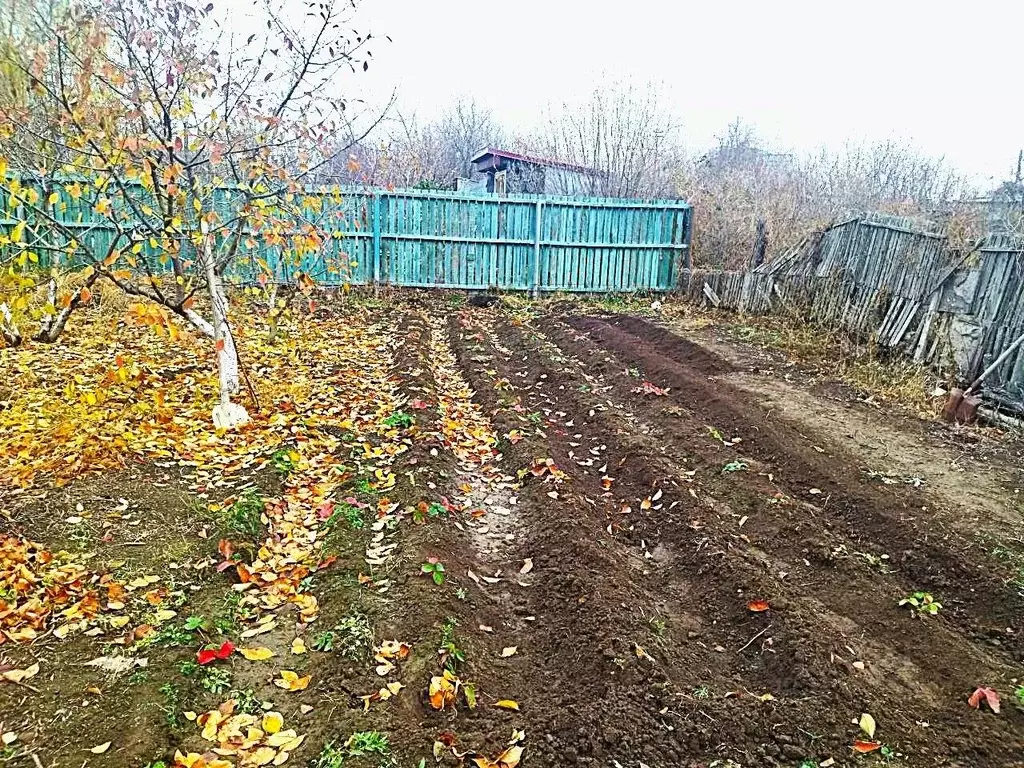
681 213 1024 412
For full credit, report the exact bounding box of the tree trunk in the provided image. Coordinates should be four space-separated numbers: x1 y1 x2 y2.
32 272 101 343
0 303 22 347
202 241 249 428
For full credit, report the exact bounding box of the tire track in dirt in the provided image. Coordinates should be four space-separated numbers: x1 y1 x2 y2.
535 312 1024 766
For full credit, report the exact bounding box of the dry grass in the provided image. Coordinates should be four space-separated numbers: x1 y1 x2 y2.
718 312 942 416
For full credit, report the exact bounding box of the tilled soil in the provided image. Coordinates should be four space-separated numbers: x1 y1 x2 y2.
4 303 1022 768
424 308 1023 767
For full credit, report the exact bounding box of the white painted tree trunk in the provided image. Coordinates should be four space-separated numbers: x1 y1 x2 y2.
202 241 249 429
0 302 22 347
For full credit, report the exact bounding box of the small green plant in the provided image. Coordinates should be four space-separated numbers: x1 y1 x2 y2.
137 622 193 649
412 500 449 524
142 762 168 768
221 490 265 539
219 590 254 624
272 448 299 473
526 411 543 425
327 502 365 531
127 670 149 686
649 616 666 636
855 550 893 574
420 558 446 586
455 587 468 601
383 411 414 429
231 688 263 715
438 617 465 673
310 743 346 768
344 731 390 758
183 615 206 631
899 591 942 617
311 610 373 659
692 685 710 700
354 477 376 496
1013 684 1024 707
158 683 181 729
200 667 233 694
310 732 390 768
178 660 200 677
721 461 748 473
311 630 337 652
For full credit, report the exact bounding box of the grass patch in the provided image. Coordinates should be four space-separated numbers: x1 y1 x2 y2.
725 315 936 414
220 490 265 539
311 609 374 659
311 732 391 768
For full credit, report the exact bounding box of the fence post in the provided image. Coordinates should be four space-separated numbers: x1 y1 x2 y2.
372 192 382 287
531 199 543 298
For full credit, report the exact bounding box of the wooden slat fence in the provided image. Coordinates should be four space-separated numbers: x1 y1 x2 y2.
679 213 1024 412
1 183 692 294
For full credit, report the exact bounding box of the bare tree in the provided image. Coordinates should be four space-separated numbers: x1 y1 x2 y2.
529 80 684 198
677 120 974 267
313 98 503 189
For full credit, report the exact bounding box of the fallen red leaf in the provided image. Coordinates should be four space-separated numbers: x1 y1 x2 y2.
197 641 235 665
437 730 457 747
218 539 234 559
747 599 770 612
216 560 235 573
215 641 235 659
410 398 428 409
968 686 1001 713
852 740 881 753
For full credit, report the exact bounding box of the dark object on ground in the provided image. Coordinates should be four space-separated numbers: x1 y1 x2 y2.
943 327 1024 423
468 294 500 308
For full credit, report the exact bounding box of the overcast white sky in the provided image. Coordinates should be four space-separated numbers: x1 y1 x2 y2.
349 0 1024 186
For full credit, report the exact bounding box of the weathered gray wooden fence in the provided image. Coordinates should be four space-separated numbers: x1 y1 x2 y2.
679 213 1024 412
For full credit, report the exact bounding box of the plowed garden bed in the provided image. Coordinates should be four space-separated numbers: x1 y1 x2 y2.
1 298 1022 768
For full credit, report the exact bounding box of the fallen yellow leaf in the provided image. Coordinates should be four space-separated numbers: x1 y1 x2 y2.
2 662 40 683
290 637 307 655
501 646 518 657
495 699 520 711
262 711 284 734
239 646 275 661
89 742 112 754
274 670 311 691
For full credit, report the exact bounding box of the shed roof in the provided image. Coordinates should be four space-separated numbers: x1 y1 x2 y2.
470 147 601 176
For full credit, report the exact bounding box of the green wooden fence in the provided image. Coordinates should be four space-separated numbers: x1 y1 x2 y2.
2 183 692 293
286 189 692 292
